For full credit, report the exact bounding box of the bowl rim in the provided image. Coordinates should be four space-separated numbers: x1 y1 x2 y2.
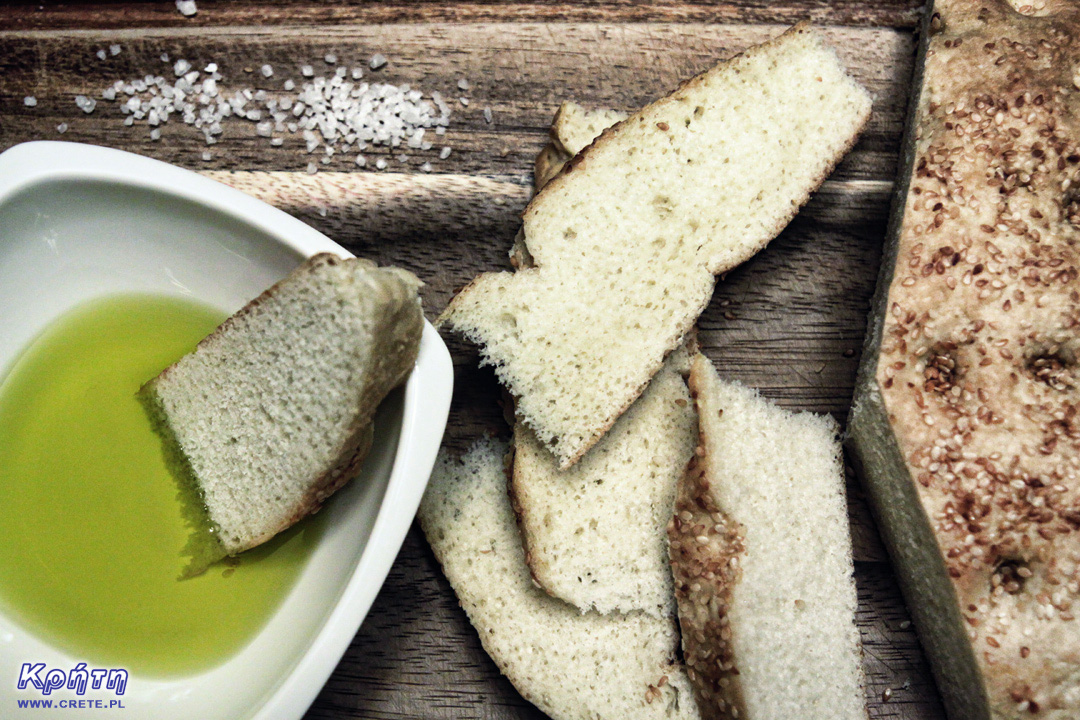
0 140 454 720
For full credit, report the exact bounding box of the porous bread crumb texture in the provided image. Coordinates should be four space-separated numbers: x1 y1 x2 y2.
418 439 701 720
440 23 872 468
143 254 423 555
672 354 867 720
511 346 697 617
870 0 1080 717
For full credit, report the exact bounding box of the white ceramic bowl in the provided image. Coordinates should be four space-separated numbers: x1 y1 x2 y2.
0 141 452 719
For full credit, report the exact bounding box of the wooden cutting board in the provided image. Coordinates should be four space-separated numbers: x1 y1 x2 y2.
0 2 943 717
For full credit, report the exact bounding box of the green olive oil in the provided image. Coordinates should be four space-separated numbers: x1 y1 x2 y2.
0 294 321 676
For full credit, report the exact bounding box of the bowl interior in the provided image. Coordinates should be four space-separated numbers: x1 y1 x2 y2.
0 176 403 719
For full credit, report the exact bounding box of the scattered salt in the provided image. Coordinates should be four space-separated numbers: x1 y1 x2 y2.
306 162 318 174
301 65 314 77
150 128 161 140
459 97 469 106
483 107 492 124
439 146 452 159
355 155 366 167
351 67 363 80
176 0 197 18
23 96 37 107
457 78 469 91
420 162 432 173
369 54 387 70
260 64 273 78
56 123 68 134
75 95 97 114
96 49 107 61
283 79 295 91
160 53 170 63
173 59 191 77
270 137 284 146
201 150 211 161
375 158 387 170
110 44 122 56
324 53 337 65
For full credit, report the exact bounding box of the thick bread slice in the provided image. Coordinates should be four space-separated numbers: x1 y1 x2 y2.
669 354 867 719
142 253 423 556
419 439 701 720
847 1 1080 718
511 345 696 617
440 23 872 468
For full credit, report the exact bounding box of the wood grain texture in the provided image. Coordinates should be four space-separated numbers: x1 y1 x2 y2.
1 0 924 32
0 12 943 720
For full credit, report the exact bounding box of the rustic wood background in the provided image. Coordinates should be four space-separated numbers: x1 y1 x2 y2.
0 2 942 718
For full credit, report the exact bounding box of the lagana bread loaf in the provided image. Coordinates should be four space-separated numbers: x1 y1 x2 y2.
671 354 867 719
848 1 1080 717
510 344 696 617
419 439 701 720
439 23 872 468
141 253 422 556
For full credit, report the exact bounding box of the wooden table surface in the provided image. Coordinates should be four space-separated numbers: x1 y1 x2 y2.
0 2 943 718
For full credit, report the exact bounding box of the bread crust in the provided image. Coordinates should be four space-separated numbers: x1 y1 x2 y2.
849 1 1080 717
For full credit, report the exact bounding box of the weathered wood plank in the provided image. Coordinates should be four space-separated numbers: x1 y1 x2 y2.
0 24 915 183
1 1 923 32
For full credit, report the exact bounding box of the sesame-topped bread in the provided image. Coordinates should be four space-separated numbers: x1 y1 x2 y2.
510 344 696 617
419 439 701 720
440 23 872 468
848 1 1080 718
141 253 423 557
671 354 867 720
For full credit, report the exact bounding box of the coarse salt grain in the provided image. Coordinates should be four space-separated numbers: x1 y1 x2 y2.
306 162 318 174
369 54 387 70
201 150 211 161
176 0 197 17
71 52 451 169
420 162 432 172
56 123 68 134
23 96 37 108
110 44 122 56
375 158 387 170
483 107 493 123
457 79 469 91
75 95 97 114
301 65 314 77
96 49 108 61
324 53 337 64
261 64 273 78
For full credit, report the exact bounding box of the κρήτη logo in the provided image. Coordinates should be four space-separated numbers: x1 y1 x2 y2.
17 663 127 696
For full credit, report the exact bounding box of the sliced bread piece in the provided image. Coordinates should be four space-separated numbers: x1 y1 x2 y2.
440 23 872 468
534 102 630 188
419 439 701 720
510 344 696 617
668 354 867 719
142 253 423 556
